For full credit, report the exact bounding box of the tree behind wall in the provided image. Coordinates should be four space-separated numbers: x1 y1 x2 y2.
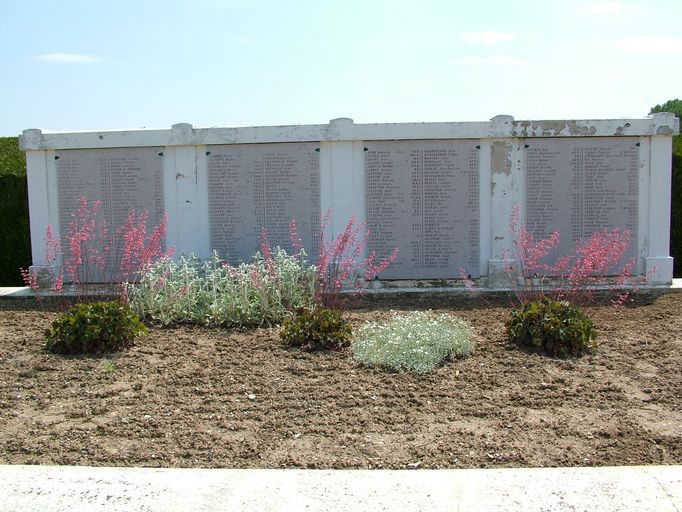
0 137 30 286
650 99 682 277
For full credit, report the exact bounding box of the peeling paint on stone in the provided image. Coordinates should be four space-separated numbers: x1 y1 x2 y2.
18 117 680 150
535 121 597 136
512 120 598 137
491 142 511 175
514 121 530 137
565 121 597 136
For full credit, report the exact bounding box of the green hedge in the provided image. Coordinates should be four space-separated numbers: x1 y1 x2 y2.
0 137 26 177
0 174 30 285
672 152 681 277
0 137 30 285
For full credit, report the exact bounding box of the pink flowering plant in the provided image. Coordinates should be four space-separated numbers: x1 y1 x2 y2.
21 196 173 303
278 210 397 351
19 224 61 294
314 209 398 310
127 211 397 331
493 204 647 307
455 205 652 358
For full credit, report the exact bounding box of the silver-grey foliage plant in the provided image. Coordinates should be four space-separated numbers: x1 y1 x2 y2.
352 311 474 374
125 249 315 327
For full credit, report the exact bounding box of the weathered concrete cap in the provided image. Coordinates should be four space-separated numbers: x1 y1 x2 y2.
170 123 195 145
1 464 680 512
17 114 680 151
328 117 355 140
19 129 44 150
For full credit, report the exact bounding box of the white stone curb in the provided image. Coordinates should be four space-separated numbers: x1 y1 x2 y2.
0 465 680 512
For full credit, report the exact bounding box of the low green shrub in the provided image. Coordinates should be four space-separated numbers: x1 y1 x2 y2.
507 299 597 358
279 307 352 351
45 301 148 354
126 249 315 327
352 311 474 373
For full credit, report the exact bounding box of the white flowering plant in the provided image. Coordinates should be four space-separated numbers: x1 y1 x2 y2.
352 311 474 374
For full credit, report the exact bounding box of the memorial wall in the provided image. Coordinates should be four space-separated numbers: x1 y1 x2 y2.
20 115 679 285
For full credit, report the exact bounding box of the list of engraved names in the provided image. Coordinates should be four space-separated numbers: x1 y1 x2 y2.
208 143 320 263
365 140 480 279
56 148 165 280
525 137 639 266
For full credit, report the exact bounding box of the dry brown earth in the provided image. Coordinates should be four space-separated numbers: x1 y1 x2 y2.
0 293 680 469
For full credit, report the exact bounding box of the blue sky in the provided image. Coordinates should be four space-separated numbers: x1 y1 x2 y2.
2 0 681 135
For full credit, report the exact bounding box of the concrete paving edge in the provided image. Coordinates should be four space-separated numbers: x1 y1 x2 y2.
0 465 680 512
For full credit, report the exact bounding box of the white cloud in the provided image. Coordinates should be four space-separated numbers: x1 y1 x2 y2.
455 56 524 65
458 32 517 46
585 2 622 15
35 53 99 63
613 36 682 55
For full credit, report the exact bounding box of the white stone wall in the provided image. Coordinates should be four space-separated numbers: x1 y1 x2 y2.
20 114 680 285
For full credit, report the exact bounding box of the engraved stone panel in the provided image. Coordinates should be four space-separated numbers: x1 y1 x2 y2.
365 140 480 279
56 147 165 281
525 137 639 268
207 143 320 263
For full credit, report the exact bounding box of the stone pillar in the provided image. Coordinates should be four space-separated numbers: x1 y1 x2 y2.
163 123 211 259
319 118 366 255
478 139 492 278
486 116 524 288
24 129 61 281
645 115 675 283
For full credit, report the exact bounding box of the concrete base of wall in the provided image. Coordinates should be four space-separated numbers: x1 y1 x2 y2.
487 259 518 289
646 256 675 284
3 280 682 300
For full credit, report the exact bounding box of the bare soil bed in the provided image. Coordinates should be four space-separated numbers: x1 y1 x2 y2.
1 293 681 469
